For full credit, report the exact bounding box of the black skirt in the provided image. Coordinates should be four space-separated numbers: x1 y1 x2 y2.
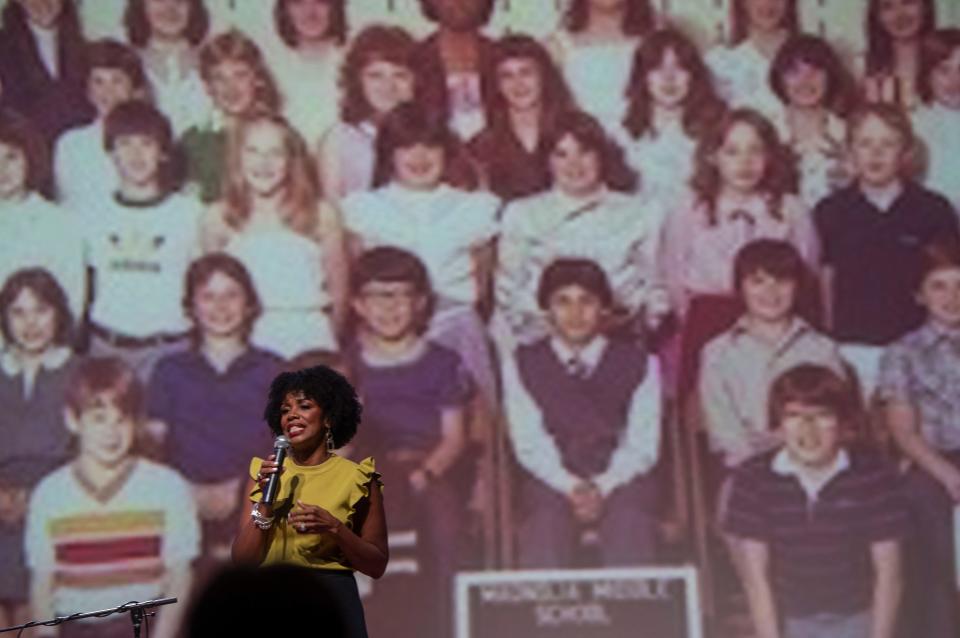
309 569 369 638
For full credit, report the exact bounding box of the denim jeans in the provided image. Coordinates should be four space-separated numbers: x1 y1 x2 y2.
784 610 870 638
516 471 659 568
900 454 960 638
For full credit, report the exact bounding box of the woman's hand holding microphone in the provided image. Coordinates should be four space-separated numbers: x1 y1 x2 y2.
255 454 341 535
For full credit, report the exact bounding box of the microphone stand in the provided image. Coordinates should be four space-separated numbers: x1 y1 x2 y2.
0 597 178 637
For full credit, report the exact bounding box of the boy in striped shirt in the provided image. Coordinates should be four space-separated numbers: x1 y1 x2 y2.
723 364 907 638
25 358 199 638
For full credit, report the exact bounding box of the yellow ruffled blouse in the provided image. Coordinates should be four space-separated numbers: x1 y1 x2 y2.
248 454 381 571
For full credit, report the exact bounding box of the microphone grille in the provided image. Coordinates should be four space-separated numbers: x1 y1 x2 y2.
274 435 291 449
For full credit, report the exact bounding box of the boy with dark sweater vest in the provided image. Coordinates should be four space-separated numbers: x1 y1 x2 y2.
813 103 959 346
503 258 661 568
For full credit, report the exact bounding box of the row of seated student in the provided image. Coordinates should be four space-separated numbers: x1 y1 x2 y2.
2 85 958 372
1 1 958 367
1 233 960 638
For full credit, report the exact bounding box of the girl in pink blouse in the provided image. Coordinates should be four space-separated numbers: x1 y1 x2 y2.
658 107 816 393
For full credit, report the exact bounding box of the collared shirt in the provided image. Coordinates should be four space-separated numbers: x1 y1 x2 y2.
814 182 960 344
0 348 76 485
549 335 608 378
146 347 281 483
659 193 817 318
699 316 845 466
860 181 904 212
0 347 71 399
771 447 851 501
502 336 662 497
877 321 960 451
724 448 908 619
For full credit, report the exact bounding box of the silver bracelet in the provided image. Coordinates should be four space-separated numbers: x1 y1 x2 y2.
251 503 274 530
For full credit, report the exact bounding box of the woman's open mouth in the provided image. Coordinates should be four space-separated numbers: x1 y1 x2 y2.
287 423 306 438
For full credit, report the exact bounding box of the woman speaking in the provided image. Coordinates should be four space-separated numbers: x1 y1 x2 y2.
232 365 388 637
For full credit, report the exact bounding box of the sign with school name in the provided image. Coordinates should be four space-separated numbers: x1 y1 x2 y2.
455 566 703 638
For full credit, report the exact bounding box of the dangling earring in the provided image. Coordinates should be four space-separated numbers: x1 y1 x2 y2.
325 429 335 451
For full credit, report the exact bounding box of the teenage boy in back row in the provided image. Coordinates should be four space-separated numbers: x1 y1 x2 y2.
814 103 959 346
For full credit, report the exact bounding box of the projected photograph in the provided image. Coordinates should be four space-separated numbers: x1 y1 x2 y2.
0 0 959 637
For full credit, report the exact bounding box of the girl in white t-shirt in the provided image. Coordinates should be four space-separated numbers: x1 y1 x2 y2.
546 0 655 129
768 34 855 208
619 28 725 214
341 103 500 407
202 115 347 360
0 112 85 327
317 24 417 206
706 0 800 119
914 27 960 206
271 0 346 146
125 0 213 136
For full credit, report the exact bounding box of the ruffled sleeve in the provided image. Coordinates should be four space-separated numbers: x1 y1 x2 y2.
345 457 383 530
248 457 265 502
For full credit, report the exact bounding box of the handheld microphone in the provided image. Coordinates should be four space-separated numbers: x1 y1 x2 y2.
262 435 291 506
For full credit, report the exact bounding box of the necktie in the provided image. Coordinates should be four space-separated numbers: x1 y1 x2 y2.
567 356 588 379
